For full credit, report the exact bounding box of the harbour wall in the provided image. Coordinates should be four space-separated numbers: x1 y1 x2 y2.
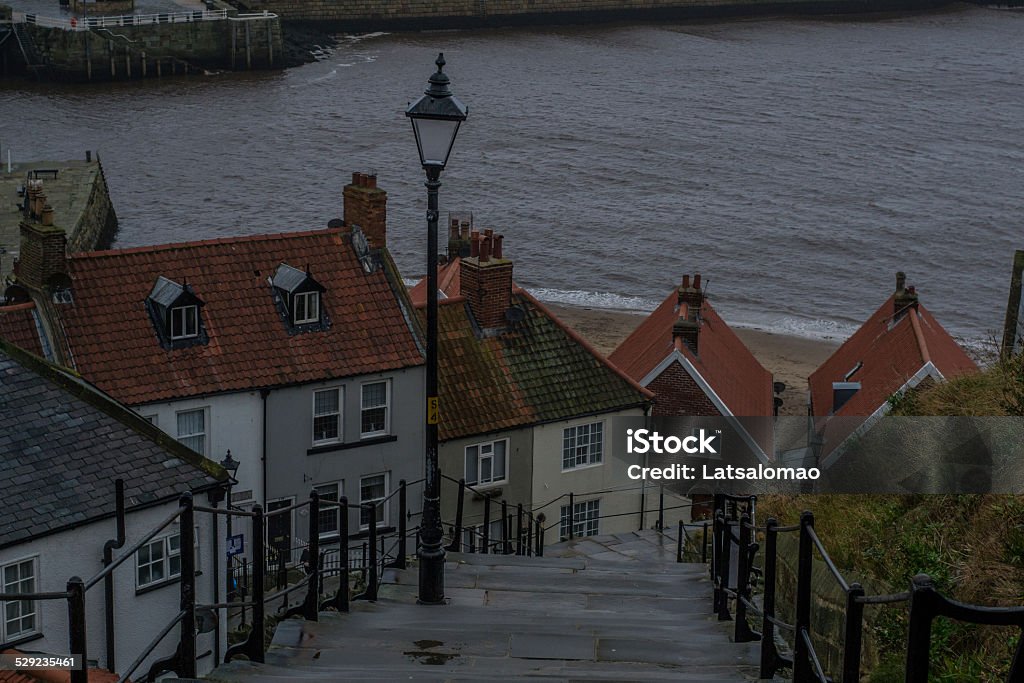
238 0 953 29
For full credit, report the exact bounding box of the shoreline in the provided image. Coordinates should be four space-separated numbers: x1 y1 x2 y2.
547 303 840 417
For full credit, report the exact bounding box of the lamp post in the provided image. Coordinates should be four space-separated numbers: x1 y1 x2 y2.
406 52 468 605
219 450 240 598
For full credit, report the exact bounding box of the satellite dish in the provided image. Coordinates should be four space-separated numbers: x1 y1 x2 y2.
350 226 376 274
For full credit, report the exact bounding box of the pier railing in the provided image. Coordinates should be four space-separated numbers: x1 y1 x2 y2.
707 495 1024 682
11 9 275 31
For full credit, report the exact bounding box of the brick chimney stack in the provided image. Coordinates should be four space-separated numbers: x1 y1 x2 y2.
18 201 67 291
460 230 513 330
894 271 919 317
674 273 704 354
343 172 388 249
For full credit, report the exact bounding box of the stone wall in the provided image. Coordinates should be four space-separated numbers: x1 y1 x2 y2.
240 0 949 27
66 158 118 253
19 15 281 80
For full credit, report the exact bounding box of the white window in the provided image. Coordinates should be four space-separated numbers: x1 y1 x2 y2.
293 291 320 325
2 557 39 641
313 388 342 444
562 422 603 470
136 532 197 590
560 499 600 539
359 474 388 529
360 381 390 437
176 408 206 455
170 305 198 339
315 482 341 538
465 439 507 486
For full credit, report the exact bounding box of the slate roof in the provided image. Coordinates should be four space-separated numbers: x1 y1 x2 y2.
53 229 423 405
810 294 977 419
610 289 774 417
0 302 45 357
428 288 651 442
0 339 225 549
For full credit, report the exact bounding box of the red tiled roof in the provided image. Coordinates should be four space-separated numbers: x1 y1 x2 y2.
609 290 774 417
408 257 462 306
809 295 977 421
423 288 650 442
0 302 44 357
55 229 423 405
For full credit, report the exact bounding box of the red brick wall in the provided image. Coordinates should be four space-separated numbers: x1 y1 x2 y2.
460 258 513 329
343 173 387 249
648 360 721 417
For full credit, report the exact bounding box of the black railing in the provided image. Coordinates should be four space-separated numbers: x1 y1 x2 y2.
705 496 1024 682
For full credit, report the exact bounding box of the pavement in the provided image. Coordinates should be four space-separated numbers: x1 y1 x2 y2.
207 529 760 681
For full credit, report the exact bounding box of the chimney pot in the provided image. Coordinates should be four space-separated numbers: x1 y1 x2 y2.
484 228 494 238
682 274 691 290
41 205 54 226
693 273 701 291
470 231 480 258
366 174 377 189
896 271 906 293
479 235 491 262
493 234 504 259
460 220 470 239
352 171 361 185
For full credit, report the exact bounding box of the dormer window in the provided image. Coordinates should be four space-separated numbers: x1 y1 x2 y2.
271 263 328 332
171 305 199 339
293 291 320 325
146 276 207 350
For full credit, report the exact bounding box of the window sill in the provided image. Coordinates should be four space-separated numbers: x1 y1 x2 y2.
307 434 397 456
136 570 202 596
0 631 43 651
560 462 604 474
468 484 506 500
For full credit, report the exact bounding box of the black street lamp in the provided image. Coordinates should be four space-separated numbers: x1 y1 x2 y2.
406 52 468 605
219 450 240 597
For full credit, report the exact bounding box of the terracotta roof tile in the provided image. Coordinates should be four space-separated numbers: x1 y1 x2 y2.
56 229 423 405
0 303 45 357
609 290 774 417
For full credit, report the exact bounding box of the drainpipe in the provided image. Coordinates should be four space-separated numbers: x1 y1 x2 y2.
260 388 270 505
102 479 126 672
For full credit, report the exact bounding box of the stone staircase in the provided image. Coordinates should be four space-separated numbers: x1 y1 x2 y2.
207 529 759 681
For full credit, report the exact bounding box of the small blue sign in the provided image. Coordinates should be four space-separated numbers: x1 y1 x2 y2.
227 534 244 557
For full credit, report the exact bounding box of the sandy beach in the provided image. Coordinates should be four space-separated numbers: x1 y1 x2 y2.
548 304 841 417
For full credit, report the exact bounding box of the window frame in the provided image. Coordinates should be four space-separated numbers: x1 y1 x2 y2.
293 291 320 325
170 304 199 340
175 407 208 456
561 421 604 471
312 387 343 445
359 472 389 531
1 555 40 642
135 530 198 591
464 438 508 487
314 481 342 539
559 499 600 540
359 380 391 438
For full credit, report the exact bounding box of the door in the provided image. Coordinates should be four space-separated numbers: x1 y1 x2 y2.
266 498 293 568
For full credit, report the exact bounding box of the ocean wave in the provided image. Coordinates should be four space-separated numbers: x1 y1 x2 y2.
529 288 663 313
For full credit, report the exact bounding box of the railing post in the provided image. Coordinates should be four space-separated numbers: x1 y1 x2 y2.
304 490 320 621
251 503 266 662
843 582 865 683
905 574 937 683
712 509 724 612
501 500 510 554
734 512 758 642
446 478 466 552
702 521 708 565
391 480 407 569
179 492 197 678
677 519 683 563
526 514 534 557
535 517 544 556
355 505 378 601
482 496 491 554
330 497 350 613
516 503 525 555
568 492 575 539
67 576 87 683
657 486 664 531
718 515 732 621
760 518 780 680
793 511 815 683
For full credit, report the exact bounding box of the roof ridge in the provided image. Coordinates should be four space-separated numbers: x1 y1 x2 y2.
515 287 654 400
71 227 344 259
0 301 36 313
909 307 931 364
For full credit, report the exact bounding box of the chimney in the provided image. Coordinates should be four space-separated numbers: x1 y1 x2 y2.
343 171 388 249
460 232 514 330
672 301 700 354
894 271 919 317
447 217 472 258
677 272 704 311
18 206 67 291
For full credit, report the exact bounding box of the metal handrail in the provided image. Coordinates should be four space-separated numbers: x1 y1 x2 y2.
801 629 831 683
84 505 182 590
807 525 851 593
115 610 185 683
